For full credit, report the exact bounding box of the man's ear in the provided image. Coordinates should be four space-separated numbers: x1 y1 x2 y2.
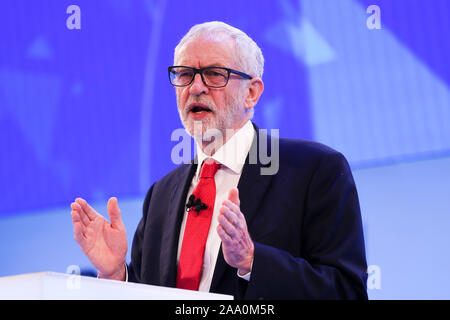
244 78 264 110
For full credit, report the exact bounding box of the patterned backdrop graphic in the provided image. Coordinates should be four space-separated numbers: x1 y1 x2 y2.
0 0 449 215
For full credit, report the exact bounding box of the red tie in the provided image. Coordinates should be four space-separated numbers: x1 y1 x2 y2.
176 159 220 290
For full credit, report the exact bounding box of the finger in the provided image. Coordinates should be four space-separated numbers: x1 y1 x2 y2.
222 203 247 230
220 204 239 227
218 210 238 238
75 198 97 221
71 202 89 227
71 208 87 236
107 197 123 229
217 224 232 245
227 188 240 206
222 200 243 219
71 208 81 224
75 198 98 221
73 217 87 244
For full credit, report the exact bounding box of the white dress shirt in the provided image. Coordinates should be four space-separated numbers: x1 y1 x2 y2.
176 120 255 292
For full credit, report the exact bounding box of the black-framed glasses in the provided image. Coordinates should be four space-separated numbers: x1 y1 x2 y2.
168 66 252 88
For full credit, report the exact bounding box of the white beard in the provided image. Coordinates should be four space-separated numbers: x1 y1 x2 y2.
176 91 245 142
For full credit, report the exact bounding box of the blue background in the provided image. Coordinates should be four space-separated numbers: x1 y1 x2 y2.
0 0 449 299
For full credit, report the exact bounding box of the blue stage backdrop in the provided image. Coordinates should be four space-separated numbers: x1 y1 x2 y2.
0 0 449 299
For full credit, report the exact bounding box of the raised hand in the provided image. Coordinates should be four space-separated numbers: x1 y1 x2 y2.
217 188 254 276
70 197 127 280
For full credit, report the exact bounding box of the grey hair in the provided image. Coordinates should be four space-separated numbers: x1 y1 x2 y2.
174 21 264 79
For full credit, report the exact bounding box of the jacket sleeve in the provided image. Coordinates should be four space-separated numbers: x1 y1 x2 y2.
244 151 368 299
127 184 154 283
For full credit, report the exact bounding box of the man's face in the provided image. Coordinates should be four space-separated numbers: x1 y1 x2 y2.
174 35 249 140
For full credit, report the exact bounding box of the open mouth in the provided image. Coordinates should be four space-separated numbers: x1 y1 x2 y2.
189 105 212 114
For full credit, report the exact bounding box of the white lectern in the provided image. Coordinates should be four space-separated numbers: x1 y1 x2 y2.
0 272 233 300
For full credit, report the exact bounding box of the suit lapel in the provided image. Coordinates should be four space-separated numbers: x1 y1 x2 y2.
210 126 274 291
238 130 274 227
159 162 197 287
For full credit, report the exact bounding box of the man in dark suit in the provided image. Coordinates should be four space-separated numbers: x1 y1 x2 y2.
70 21 367 299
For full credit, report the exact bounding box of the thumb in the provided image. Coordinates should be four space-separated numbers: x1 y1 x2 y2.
227 188 240 206
107 197 123 229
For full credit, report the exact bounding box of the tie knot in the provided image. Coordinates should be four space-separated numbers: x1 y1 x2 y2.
199 159 220 179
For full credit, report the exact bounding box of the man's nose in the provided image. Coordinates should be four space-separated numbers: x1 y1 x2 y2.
189 73 209 95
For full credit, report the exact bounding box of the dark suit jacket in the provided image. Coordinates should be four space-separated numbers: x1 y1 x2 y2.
128 126 368 299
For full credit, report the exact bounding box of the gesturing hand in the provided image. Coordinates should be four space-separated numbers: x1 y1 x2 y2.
70 197 127 280
217 188 254 276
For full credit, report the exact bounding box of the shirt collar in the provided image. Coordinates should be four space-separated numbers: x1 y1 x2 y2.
195 120 255 176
